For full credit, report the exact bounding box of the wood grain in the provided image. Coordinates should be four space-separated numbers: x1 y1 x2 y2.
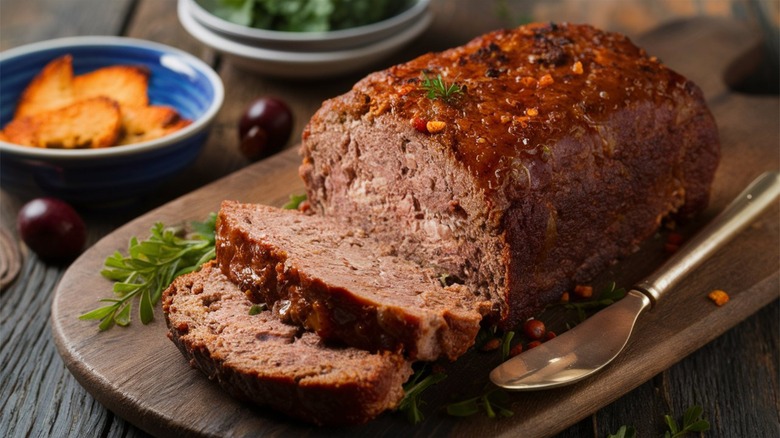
2 1 778 437
46 16 779 438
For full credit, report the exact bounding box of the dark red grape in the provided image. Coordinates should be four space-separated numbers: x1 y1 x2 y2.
239 125 269 162
238 97 293 160
17 197 87 261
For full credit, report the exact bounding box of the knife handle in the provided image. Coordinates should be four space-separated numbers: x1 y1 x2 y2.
635 170 780 305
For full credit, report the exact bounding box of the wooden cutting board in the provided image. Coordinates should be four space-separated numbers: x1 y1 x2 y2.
51 18 779 438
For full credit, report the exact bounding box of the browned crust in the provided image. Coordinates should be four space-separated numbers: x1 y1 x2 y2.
300 22 720 329
215 201 489 361
162 261 413 426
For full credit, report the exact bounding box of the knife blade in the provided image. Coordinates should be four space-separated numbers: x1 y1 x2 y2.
490 170 780 390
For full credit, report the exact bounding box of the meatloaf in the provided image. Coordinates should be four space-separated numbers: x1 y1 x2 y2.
162 261 413 426
215 200 491 361
300 22 720 329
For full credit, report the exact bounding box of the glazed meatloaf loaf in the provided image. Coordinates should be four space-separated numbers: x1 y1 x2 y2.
216 200 490 361
162 261 413 426
300 22 720 329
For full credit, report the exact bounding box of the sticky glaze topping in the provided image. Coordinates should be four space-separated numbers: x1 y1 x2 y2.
353 23 698 195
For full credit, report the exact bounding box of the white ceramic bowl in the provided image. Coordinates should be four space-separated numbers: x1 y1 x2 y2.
0 36 224 205
177 0 433 78
185 0 431 52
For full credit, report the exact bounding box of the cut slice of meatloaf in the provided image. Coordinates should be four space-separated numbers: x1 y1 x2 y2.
215 200 491 362
299 22 720 329
162 261 413 426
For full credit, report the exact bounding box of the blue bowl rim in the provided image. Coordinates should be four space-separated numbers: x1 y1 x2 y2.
0 35 224 162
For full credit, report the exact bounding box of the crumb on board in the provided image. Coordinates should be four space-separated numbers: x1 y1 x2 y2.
708 289 729 306
573 284 593 298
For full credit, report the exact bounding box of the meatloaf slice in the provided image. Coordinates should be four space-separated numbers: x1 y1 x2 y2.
162 261 413 426
300 22 720 329
215 200 490 362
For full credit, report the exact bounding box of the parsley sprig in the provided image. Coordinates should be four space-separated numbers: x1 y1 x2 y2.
420 73 464 102
608 405 709 437
446 388 513 419
398 364 447 424
607 425 637 438
80 214 217 330
282 193 307 210
664 405 710 437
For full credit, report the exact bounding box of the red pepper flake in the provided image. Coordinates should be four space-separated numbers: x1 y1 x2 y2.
708 289 729 306
559 291 570 303
538 74 554 87
667 232 684 245
481 337 501 351
665 232 684 253
411 117 428 133
297 200 311 214
509 343 524 357
526 340 542 349
519 76 537 87
573 284 593 299
426 120 446 133
512 115 530 128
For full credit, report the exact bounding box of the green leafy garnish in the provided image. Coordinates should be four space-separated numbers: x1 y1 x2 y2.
397 365 447 424
211 0 411 32
282 193 307 210
607 425 637 438
501 330 515 360
608 405 708 438
420 73 464 102
80 214 217 330
446 388 513 419
248 303 268 315
664 405 710 437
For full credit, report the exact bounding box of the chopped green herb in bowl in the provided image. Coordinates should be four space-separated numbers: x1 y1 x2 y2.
208 0 414 32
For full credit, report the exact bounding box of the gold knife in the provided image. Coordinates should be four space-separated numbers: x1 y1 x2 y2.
490 171 780 390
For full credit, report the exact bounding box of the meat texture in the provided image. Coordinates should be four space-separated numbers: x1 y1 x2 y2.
300 22 720 329
162 261 413 426
215 201 490 361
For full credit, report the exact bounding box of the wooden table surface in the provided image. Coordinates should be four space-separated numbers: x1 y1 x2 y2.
1 0 778 437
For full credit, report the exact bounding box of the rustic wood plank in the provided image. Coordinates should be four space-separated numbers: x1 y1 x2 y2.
46 15 779 437
2 1 778 437
662 300 779 437
0 0 137 244
125 0 207 57
0 0 134 51
0 1 140 437
575 298 780 437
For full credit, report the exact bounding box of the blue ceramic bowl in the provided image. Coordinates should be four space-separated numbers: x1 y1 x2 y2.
0 36 224 204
